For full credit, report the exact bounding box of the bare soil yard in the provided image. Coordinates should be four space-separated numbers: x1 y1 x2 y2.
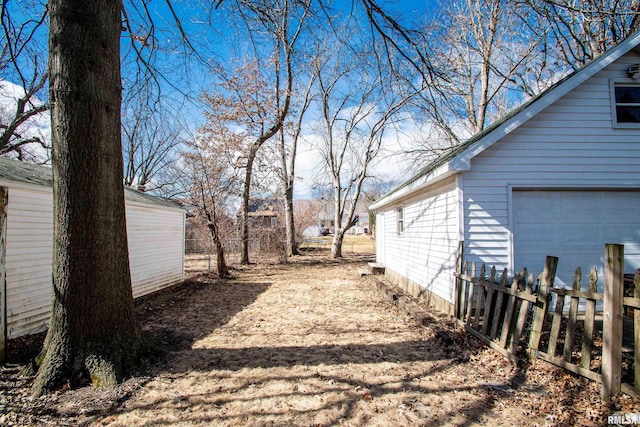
1 238 638 426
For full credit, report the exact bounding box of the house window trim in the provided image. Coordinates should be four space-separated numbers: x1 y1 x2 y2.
610 79 640 129
395 205 404 235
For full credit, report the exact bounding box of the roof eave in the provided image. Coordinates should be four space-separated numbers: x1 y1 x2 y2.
370 164 462 210
449 30 640 170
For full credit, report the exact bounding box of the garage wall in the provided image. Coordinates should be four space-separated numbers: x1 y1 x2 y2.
513 190 640 288
462 49 640 281
379 176 460 304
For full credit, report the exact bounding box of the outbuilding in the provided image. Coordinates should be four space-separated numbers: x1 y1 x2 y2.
0 157 185 348
371 33 640 315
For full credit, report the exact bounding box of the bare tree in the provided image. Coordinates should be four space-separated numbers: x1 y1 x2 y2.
0 1 49 162
521 0 640 70
204 0 310 264
275 70 315 257
184 136 240 278
390 0 548 165
311 28 413 257
121 91 183 192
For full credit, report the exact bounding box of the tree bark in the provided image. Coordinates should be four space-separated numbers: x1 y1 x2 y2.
283 183 298 257
239 145 258 265
207 214 229 278
33 0 140 396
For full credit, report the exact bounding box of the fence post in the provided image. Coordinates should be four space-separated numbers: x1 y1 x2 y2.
529 255 558 353
602 243 624 402
634 269 640 392
0 187 7 363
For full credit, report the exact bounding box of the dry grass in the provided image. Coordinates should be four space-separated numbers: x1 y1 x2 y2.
2 240 637 426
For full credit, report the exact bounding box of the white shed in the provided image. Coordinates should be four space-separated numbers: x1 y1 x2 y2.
371 33 640 315
0 157 185 342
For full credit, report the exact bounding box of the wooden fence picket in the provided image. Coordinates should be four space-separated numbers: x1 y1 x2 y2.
480 266 500 336
580 268 598 372
562 267 581 362
473 264 486 329
511 273 533 355
529 256 558 351
548 291 566 357
602 244 624 402
489 270 508 341
499 272 520 349
453 243 638 402
465 261 476 325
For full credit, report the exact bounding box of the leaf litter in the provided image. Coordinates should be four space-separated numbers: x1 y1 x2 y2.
1 250 638 426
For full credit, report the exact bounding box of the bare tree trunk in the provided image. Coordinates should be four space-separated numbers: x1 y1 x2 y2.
332 232 344 258
283 179 298 257
240 146 257 265
207 222 229 278
331 181 343 258
33 0 139 396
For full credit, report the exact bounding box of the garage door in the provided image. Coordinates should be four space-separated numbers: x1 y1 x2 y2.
513 190 640 289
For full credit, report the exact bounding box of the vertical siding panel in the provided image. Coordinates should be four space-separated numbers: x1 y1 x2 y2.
5 187 53 338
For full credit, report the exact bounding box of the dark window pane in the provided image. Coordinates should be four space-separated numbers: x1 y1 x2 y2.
616 106 640 123
615 86 640 103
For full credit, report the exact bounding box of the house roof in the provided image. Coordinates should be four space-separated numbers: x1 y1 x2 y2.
371 31 640 210
0 156 184 210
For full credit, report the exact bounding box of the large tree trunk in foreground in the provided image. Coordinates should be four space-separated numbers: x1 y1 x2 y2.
33 0 140 396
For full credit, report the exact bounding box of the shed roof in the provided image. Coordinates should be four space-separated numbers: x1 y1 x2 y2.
0 157 184 210
371 31 640 210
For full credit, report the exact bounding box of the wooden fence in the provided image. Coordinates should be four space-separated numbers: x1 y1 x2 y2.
454 242 640 402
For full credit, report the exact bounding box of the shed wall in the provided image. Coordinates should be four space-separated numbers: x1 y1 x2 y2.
2 182 185 338
4 185 53 338
127 203 185 298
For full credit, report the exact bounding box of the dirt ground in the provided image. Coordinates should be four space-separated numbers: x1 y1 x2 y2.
1 238 639 426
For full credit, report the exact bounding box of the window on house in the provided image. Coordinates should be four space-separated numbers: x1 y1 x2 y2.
612 83 640 126
396 207 404 235
271 217 277 228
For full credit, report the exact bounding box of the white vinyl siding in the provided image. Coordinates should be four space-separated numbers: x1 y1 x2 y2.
375 211 386 265
2 182 185 338
461 50 640 274
373 47 640 313
126 203 185 298
381 177 460 304
4 187 53 339
513 190 640 289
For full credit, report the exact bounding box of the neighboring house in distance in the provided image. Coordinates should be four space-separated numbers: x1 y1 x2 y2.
0 157 185 343
315 199 370 236
371 33 640 316
243 199 282 230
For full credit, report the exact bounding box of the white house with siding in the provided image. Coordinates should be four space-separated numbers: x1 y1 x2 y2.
371 33 640 315
0 157 185 344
